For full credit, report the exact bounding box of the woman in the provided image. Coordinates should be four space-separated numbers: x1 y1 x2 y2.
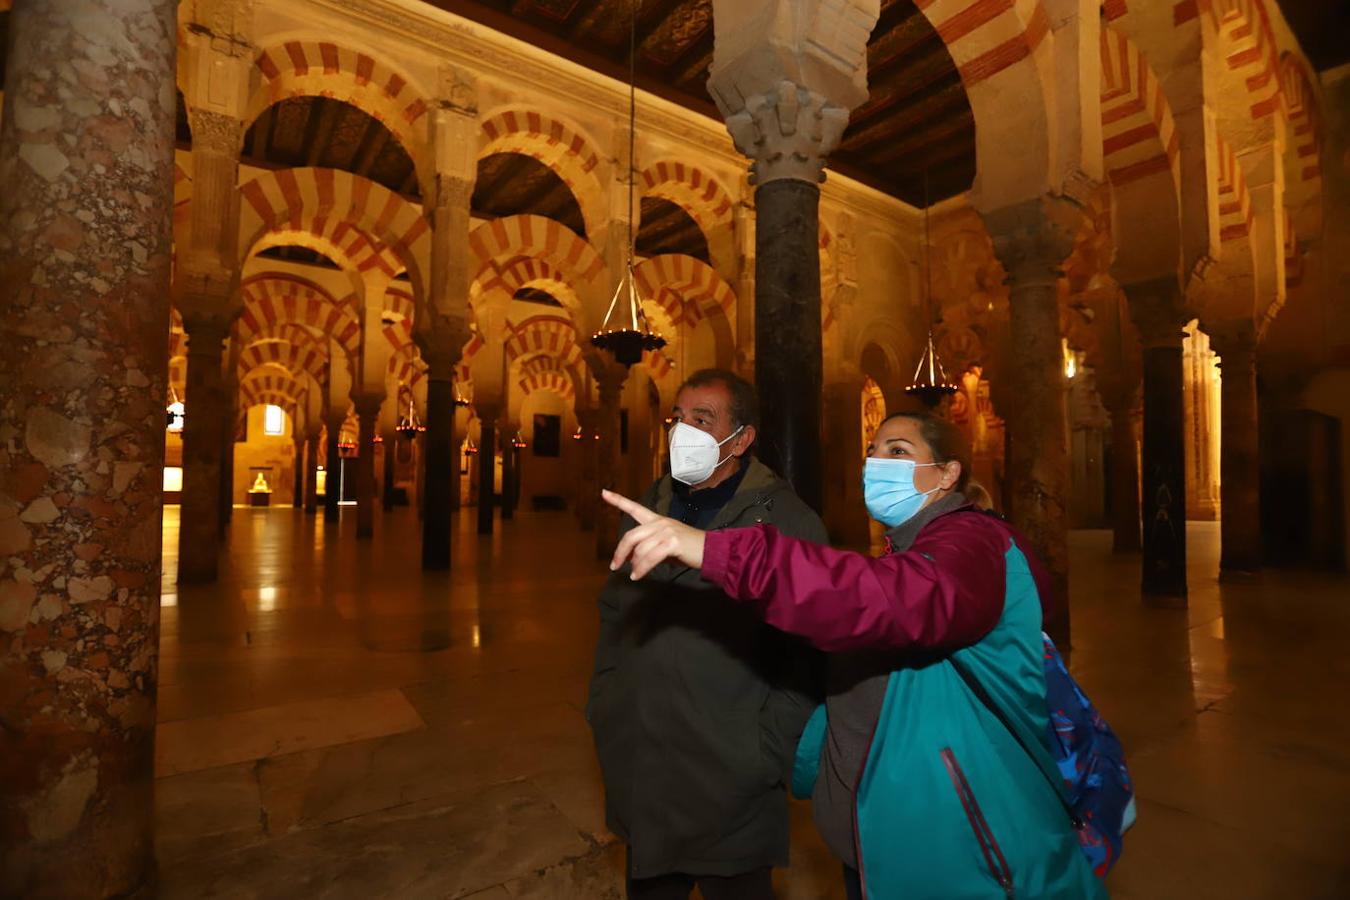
602 412 1105 900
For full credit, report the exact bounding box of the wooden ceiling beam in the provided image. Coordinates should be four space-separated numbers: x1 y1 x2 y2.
866 112 974 168
876 133 977 181
838 78 967 155
635 0 688 50
474 155 539 211
850 44 960 130
353 122 392 177
303 98 340 168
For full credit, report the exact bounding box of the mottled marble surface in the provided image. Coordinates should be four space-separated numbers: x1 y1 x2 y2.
153 507 1350 899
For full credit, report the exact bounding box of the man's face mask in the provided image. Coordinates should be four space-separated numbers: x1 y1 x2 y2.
669 421 744 486
863 458 942 527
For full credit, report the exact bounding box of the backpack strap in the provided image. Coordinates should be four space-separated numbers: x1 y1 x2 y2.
947 654 1084 832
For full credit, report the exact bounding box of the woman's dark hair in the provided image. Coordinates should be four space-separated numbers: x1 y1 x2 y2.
880 411 973 494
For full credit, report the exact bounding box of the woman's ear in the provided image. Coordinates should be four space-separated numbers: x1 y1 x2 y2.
940 460 963 490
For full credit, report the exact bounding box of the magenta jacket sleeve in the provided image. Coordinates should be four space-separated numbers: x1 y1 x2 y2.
701 513 1009 653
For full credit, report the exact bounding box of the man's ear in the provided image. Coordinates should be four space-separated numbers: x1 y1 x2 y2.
731 424 757 457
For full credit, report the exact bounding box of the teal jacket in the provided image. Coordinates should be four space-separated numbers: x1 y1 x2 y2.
703 509 1107 899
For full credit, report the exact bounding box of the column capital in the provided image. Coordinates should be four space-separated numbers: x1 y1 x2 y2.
720 82 851 185
982 194 1087 288
1206 319 1258 361
1123 276 1190 350
181 310 235 355
352 393 384 418
413 315 472 376
185 108 246 157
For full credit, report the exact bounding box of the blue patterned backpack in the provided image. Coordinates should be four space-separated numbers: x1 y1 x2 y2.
951 632 1136 877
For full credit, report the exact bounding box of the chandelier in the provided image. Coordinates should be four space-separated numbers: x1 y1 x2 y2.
590 0 665 368
396 394 425 440
904 169 958 407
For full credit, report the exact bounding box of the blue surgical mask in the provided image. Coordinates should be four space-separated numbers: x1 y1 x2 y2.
863 458 942 527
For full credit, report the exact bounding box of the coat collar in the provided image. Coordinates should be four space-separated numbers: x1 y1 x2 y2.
883 491 970 553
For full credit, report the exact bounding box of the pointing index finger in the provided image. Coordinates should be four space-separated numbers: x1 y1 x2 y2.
601 489 656 524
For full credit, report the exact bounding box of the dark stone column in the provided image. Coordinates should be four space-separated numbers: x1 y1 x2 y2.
1107 401 1142 553
576 409 599 531
754 179 823 513
594 366 627 556
179 315 229 582
1127 278 1189 600
422 374 456 569
984 198 1082 645
477 417 497 536
304 431 320 514
0 0 176 894
1214 325 1262 576
501 420 516 522
219 378 237 532
381 428 396 511
324 416 342 524
293 437 306 508
354 395 381 539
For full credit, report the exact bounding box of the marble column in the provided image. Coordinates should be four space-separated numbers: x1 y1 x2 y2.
419 357 462 568
984 197 1082 644
1213 324 1261 576
354 394 382 539
304 430 320 515
293 437 306 508
594 365 627 557
476 413 498 536
219 356 239 532
576 408 599 531
500 418 517 522
0 0 176 894
822 372 870 548
381 427 397 511
179 314 230 582
324 415 342 524
1104 396 1142 553
1127 278 1189 600
754 177 824 511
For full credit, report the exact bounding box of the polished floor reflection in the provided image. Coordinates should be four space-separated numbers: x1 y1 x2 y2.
155 506 1350 899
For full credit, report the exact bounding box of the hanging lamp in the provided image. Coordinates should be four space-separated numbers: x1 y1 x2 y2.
511 431 527 450
904 169 959 407
590 0 666 368
396 392 425 440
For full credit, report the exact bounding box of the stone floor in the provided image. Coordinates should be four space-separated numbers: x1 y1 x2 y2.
154 505 1350 899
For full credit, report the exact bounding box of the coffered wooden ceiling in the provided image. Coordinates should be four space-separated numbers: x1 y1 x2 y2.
428 0 977 205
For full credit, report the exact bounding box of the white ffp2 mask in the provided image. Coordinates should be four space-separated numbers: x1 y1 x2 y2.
668 421 744 486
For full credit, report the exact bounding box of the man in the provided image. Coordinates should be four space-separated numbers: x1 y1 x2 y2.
587 368 827 900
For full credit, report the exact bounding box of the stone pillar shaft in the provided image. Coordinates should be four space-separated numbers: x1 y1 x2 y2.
1217 333 1261 574
304 433 320 514
755 179 823 512
0 0 176 894
1108 405 1141 553
421 381 456 568
293 438 306 508
324 418 342 523
179 320 228 582
501 422 517 522
477 419 497 535
1141 340 1188 598
382 429 396 511
594 370 626 557
355 399 380 539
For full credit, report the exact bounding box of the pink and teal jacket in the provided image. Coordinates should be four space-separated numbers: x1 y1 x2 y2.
701 509 1106 900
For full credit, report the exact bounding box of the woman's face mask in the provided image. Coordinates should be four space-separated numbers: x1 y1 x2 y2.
863 458 943 527
669 421 744 486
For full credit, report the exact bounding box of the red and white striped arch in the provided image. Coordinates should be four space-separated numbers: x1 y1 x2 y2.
470 215 606 314
1100 27 1179 188
913 0 1055 204
238 339 328 387
239 167 429 292
515 353 580 402
504 315 584 368
638 160 735 240
632 254 735 327
1184 0 1283 122
494 257 582 313
1215 134 1252 244
383 284 416 322
238 274 361 362
250 40 431 185
479 108 606 236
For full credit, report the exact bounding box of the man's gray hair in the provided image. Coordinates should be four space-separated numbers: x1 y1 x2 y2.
678 368 760 430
